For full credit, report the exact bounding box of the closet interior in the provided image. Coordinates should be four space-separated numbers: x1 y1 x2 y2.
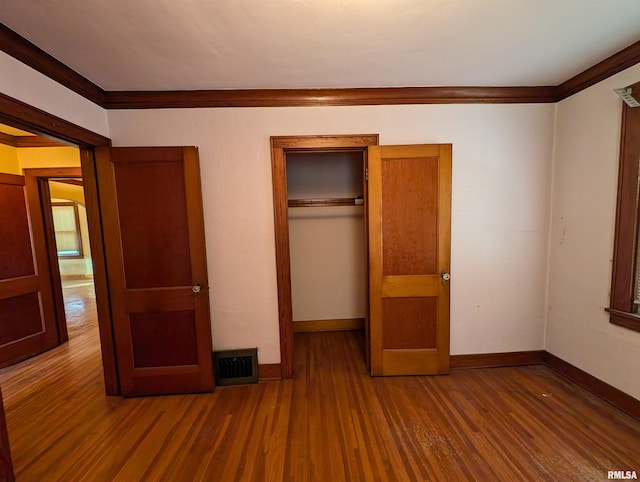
286 150 368 360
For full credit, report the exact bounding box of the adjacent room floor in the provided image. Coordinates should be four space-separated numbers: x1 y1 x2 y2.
0 283 638 481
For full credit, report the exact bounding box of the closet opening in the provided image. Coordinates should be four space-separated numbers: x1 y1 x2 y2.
271 134 379 379
287 150 367 367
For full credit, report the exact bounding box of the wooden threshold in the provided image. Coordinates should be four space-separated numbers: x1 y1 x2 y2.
292 318 365 333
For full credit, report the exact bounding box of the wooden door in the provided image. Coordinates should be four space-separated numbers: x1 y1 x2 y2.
368 144 452 376
95 147 213 396
0 387 14 482
0 173 59 368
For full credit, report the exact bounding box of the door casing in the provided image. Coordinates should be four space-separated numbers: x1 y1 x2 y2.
23 167 84 345
0 93 119 395
270 134 379 378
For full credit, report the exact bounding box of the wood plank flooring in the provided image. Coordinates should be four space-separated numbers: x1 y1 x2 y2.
0 282 639 481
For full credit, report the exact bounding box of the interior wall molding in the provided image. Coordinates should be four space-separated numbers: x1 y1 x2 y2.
451 349 640 420
0 131 65 148
258 363 281 381
543 352 640 420
0 23 106 107
556 39 640 100
450 350 545 369
0 92 110 148
1 23 640 109
103 86 559 108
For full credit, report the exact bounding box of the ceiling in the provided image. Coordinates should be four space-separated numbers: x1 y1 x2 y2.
1 0 640 92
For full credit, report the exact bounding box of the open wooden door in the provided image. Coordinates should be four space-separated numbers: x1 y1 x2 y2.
368 144 452 376
0 387 14 482
0 173 60 368
95 147 213 396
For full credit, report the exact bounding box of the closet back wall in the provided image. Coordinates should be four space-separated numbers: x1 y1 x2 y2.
287 152 366 323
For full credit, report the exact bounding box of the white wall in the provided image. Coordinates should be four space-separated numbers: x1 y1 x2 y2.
547 64 640 399
0 51 109 138
107 103 554 363
289 207 366 321
288 151 366 322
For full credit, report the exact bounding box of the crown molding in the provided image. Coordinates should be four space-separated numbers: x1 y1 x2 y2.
557 39 640 100
103 86 558 108
1 22 639 109
0 23 106 107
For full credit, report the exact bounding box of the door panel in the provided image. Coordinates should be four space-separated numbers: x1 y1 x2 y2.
368 144 451 376
381 156 438 276
0 173 59 368
95 147 213 396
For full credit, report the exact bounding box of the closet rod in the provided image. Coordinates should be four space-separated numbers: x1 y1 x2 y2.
288 197 364 208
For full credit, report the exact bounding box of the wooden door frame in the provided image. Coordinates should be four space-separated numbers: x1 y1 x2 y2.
0 93 119 395
270 134 379 378
23 167 84 345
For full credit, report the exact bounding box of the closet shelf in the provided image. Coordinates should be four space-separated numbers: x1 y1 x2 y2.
288 197 364 208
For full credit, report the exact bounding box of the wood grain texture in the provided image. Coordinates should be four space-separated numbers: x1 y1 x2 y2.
288 197 364 207
608 81 640 333
257 363 281 381
79 148 119 396
0 132 66 149
34 179 68 343
0 133 16 147
0 172 59 368
2 22 640 109
557 40 640 100
292 318 365 333
544 351 640 420
381 155 438 275
104 86 560 108
270 135 377 379
451 350 546 369
95 147 213 396
0 178 34 280
22 168 84 348
0 24 106 107
1 307 639 481
0 93 109 148
270 142 294 379
367 146 384 375
0 388 14 482
369 144 451 376
382 298 437 349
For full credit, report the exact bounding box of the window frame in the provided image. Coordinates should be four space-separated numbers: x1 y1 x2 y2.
51 201 84 259
607 81 640 333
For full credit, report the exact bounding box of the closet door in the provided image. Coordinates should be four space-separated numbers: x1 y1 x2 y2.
368 144 452 376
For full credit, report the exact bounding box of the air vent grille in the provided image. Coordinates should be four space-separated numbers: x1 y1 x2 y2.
213 348 258 386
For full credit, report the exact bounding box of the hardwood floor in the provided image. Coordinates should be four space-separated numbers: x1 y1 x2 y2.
0 283 639 481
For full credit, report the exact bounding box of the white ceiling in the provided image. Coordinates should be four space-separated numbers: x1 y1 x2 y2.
1 0 640 92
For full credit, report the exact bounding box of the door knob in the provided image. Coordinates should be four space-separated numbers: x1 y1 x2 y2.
441 272 451 285
192 284 202 294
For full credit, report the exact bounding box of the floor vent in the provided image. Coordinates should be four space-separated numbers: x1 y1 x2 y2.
213 348 258 386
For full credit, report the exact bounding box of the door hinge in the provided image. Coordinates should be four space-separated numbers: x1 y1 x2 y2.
365 168 369 182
